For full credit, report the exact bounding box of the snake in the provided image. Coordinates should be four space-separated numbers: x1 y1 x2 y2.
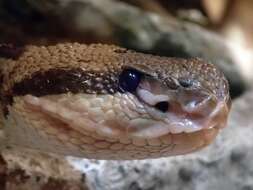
0 43 231 160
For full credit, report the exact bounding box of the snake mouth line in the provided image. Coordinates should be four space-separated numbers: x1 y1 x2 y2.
7 95 220 159
22 94 229 140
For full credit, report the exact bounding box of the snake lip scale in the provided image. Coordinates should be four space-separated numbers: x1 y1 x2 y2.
0 43 231 160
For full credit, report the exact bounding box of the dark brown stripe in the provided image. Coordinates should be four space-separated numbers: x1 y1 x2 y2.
2 68 120 116
0 44 24 60
12 68 120 96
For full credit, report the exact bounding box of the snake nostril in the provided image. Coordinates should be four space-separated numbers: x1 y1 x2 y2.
178 78 193 88
154 101 169 112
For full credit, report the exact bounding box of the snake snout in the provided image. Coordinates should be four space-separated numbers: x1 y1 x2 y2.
180 91 218 117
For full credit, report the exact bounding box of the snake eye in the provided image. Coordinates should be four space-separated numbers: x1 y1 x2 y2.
119 68 142 92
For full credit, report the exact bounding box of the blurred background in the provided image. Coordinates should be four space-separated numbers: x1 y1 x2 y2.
1 0 253 190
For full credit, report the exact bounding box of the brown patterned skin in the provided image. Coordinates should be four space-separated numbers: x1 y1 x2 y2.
0 43 231 159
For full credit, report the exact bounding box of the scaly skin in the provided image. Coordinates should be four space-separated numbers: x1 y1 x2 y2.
0 43 231 159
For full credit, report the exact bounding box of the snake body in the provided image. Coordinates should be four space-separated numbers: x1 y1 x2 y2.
0 43 231 159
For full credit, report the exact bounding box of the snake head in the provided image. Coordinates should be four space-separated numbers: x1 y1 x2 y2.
118 58 231 138
2 44 231 159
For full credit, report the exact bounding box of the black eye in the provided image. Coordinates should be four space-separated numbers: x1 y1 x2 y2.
154 101 169 112
119 68 142 92
178 78 193 88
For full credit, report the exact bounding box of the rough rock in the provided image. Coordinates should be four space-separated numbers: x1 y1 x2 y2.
0 0 248 98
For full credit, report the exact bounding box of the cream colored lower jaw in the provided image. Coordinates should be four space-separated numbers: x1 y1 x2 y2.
23 94 227 140
3 95 221 159
3 108 218 159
